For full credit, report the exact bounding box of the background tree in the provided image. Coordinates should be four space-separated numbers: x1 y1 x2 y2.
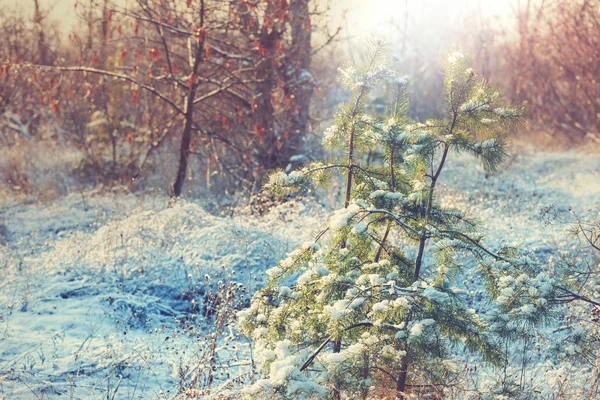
0 5 62 144
482 0 600 145
15 0 325 196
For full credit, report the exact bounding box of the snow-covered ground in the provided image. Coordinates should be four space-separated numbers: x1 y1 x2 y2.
0 190 325 399
0 148 599 399
442 149 600 252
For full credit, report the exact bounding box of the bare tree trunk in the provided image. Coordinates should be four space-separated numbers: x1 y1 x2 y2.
111 125 117 178
286 0 313 153
396 356 409 398
252 0 281 183
100 0 109 57
173 93 197 197
86 0 95 53
172 0 205 197
332 338 341 400
33 0 48 65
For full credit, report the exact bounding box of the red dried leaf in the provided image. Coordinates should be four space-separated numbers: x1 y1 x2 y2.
263 15 271 30
243 0 257 11
256 165 265 180
258 44 268 57
284 95 294 107
194 27 207 42
253 122 265 144
278 0 287 22
148 48 161 62
276 40 284 55
188 74 198 88
50 96 59 115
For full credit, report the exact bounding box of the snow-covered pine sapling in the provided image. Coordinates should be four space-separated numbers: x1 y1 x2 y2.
238 40 525 399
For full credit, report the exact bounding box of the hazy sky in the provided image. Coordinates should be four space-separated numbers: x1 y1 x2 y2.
1 0 514 36
338 0 513 30
2 0 80 31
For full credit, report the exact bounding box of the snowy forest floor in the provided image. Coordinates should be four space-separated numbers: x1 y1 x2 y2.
0 148 599 399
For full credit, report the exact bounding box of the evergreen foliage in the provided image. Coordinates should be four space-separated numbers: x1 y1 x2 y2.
237 39 552 399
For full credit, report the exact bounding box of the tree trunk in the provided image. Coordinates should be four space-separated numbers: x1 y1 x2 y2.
332 338 341 400
414 236 426 280
172 96 196 197
285 0 313 155
33 0 48 65
101 0 109 52
86 0 95 53
172 0 204 197
252 0 281 183
396 355 409 398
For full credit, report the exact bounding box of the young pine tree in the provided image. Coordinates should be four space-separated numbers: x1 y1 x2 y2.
238 40 526 399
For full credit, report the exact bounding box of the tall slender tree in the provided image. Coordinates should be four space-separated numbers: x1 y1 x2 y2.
33 0 50 65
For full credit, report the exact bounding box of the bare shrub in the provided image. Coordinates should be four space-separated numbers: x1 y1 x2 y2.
0 149 32 194
0 141 84 199
499 0 600 144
